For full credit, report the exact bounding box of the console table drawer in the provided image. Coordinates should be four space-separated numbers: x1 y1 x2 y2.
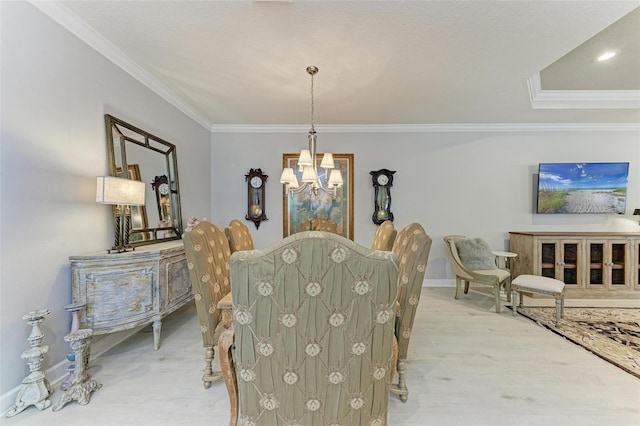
77 265 157 331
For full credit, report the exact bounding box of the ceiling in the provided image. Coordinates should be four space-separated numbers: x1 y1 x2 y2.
42 1 640 129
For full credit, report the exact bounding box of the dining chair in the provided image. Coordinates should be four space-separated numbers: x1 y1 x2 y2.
390 223 432 402
183 220 232 388
224 219 255 253
229 231 399 425
371 220 397 251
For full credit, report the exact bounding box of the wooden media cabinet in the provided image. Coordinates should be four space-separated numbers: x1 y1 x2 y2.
509 232 640 299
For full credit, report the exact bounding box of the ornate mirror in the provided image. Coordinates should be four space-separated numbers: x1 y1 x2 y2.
105 114 183 246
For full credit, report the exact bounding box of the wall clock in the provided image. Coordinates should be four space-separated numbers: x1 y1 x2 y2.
151 175 172 226
245 168 268 229
370 169 396 225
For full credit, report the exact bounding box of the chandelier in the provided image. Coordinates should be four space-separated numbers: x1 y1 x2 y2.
280 66 343 197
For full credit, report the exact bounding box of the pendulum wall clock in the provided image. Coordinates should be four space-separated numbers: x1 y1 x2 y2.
245 168 268 229
370 169 395 225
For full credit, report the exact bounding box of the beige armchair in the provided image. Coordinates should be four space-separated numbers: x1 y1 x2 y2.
390 223 432 402
371 220 397 251
229 231 399 425
182 221 232 388
443 235 511 314
224 219 255 253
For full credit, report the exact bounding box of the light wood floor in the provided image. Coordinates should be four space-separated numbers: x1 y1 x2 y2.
3 288 639 426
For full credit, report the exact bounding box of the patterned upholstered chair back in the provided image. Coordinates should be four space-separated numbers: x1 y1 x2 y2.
230 231 399 425
300 217 338 233
371 220 397 251
390 223 432 401
183 220 232 388
225 219 255 253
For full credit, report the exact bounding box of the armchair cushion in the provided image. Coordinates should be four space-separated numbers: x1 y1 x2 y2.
454 238 495 270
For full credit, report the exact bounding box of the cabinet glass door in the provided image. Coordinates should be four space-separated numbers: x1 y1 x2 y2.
538 241 580 285
540 242 556 278
560 242 579 285
588 241 629 288
610 242 628 287
637 241 640 288
587 241 605 286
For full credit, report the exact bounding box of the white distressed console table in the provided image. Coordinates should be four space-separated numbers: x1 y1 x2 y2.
69 240 193 350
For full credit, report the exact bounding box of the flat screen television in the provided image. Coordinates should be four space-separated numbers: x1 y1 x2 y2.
536 162 629 214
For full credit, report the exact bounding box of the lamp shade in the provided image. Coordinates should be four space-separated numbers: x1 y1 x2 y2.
320 153 335 169
279 168 298 186
96 176 146 206
328 169 343 187
298 149 313 167
301 166 318 183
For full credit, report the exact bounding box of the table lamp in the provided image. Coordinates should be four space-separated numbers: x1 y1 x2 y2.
96 176 146 253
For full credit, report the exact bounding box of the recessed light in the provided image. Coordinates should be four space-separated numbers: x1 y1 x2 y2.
596 51 618 62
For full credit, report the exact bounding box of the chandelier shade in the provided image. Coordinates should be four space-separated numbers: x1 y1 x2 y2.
298 149 313 167
281 65 343 198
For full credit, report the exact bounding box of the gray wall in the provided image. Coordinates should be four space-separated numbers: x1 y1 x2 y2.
211 131 640 282
0 2 211 404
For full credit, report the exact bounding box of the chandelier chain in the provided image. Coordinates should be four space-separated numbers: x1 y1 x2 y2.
310 71 315 130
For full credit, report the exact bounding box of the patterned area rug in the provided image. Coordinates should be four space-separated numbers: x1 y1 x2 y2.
515 306 640 378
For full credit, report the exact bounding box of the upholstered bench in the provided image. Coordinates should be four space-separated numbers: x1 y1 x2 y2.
511 275 565 327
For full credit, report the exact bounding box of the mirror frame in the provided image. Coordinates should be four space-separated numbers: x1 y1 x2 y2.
105 114 183 247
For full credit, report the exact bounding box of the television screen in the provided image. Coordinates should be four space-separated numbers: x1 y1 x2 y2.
537 162 629 214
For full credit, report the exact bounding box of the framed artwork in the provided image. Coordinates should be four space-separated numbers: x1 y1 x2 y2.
282 153 354 240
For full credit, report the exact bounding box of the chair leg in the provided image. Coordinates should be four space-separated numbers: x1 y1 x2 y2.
505 278 511 303
203 346 214 388
202 345 222 389
390 358 409 403
389 336 398 386
219 328 238 426
518 290 524 308
494 286 501 313
464 280 470 294
454 277 461 299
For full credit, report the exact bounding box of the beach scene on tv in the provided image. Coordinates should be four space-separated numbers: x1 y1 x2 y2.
537 163 629 214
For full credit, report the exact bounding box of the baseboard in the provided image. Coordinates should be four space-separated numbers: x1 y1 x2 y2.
424 279 455 288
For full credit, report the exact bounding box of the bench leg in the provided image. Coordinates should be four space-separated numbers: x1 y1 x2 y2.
518 290 524 309
494 286 501 313
511 290 518 316
555 297 562 327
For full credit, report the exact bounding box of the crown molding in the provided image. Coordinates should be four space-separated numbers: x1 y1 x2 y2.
28 2 638 134
528 74 640 109
29 1 213 130
211 123 640 133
